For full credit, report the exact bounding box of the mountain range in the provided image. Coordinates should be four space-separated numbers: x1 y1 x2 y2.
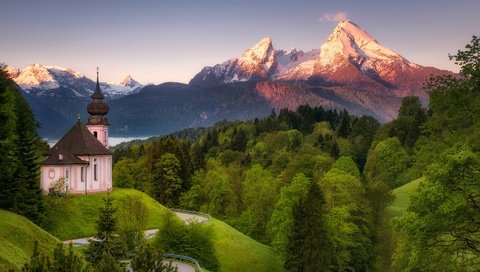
8 20 452 138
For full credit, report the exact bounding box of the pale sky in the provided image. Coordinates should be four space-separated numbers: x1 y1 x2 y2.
1 0 479 84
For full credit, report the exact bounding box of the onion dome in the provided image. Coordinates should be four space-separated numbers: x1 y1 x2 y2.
87 68 109 125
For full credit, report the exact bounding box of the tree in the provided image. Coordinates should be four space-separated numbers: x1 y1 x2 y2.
323 158 374 270
11 90 45 224
0 66 44 224
131 243 177 272
284 181 332 271
388 96 426 152
395 148 480 270
85 193 124 263
117 195 150 252
268 173 311 261
22 242 92 272
425 36 480 133
152 153 183 206
364 137 409 188
240 164 277 241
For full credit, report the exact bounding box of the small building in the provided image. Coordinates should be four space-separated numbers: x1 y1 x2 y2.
40 69 112 194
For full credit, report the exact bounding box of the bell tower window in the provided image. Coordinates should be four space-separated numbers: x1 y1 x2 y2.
93 131 98 138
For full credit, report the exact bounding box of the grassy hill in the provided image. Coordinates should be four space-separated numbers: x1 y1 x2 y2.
46 188 169 240
386 177 424 219
47 188 284 271
210 219 284 272
0 210 59 270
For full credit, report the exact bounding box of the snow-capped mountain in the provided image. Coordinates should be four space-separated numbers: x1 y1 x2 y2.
101 75 143 98
7 64 143 99
189 20 452 123
189 37 320 85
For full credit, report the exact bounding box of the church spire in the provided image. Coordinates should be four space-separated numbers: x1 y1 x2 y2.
87 67 109 125
91 66 105 100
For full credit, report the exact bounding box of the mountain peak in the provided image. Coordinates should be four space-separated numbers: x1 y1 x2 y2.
120 74 134 85
239 37 274 65
318 20 403 67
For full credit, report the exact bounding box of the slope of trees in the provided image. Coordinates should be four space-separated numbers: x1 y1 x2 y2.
0 65 46 225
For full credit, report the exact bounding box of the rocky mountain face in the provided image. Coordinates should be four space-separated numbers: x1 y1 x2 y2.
7 64 144 137
11 21 453 138
190 20 451 123
7 64 143 99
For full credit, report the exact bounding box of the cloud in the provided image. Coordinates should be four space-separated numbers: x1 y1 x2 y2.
319 11 349 23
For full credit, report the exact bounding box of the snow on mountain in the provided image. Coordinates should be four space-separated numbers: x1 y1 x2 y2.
7 64 143 98
101 75 143 96
191 20 427 84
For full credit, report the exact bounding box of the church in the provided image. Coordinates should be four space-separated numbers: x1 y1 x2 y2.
40 69 112 194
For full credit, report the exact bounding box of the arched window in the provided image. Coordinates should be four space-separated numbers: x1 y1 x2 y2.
94 158 98 181
93 131 98 138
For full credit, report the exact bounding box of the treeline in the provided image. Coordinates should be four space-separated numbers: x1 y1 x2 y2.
113 103 384 269
0 65 46 225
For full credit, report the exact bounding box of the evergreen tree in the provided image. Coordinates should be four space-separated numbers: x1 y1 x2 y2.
85 193 124 263
12 90 45 224
0 65 44 224
284 182 331 271
22 242 92 272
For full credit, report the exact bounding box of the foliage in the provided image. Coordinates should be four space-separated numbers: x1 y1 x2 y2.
155 211 219 271
239 164 277 242
268 173 311 261
21 242 92 272
365 137 410 188
395 148 480 270
0 65 45 225
284 181 332 271
131 243 177 272
117 195 150 252
84 193 125 263
152 153 183 206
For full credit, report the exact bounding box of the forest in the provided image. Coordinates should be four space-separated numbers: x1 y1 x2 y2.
0 36 479 271
112 36 480 271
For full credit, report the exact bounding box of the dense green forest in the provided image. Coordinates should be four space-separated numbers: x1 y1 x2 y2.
112 36 480 271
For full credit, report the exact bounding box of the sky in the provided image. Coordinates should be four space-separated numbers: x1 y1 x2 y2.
1 0 479 84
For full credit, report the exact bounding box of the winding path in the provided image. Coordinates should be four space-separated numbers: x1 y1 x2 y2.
63 210 209 272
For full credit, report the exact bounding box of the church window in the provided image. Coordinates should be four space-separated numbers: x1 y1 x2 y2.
93 131 98 138
81 167 85 182
48 168 55 179
94 158 98 181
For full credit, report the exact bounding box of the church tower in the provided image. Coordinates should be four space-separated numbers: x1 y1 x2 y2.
86 68 110 147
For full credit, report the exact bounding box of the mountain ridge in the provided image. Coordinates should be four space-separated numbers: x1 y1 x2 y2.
9 20 454 138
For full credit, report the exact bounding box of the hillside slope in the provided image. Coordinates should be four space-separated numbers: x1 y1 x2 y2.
47 189 169 240
0 210 59 270
386 177 423 219
210 218 284 272
47 188 283 271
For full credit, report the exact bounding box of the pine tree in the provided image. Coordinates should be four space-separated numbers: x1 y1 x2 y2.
0 65 44 224
284 182 332 271
12 90 45 224
85 193 124 263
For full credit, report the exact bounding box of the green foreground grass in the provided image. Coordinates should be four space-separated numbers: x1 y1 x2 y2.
48 188 283 271
386 177 423 219
0 209 59 270
209 219 284 272
48 188 169 240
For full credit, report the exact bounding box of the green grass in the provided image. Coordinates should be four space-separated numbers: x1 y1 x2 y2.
48 188 169 240
209 219 284 272
48 188 283 271
386 177 424 219
0 209 60 270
